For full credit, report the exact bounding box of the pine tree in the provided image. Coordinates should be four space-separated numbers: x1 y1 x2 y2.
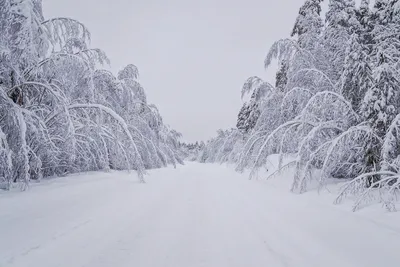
355 0 374 46
275 60 288 93
291 0 323 49
364 0 400 129
361 59 399 137
340 34 373 112
357 0 371 27
324 0 359 82
326 0 358 28
372 0 400 25
236 100 260 134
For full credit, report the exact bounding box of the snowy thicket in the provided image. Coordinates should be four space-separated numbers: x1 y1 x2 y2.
0 0 182 189
180 142 204 161
196 0 400 211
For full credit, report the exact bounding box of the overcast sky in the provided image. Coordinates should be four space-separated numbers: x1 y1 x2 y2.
42 0 322 142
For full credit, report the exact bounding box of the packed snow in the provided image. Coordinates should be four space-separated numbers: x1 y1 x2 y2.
1 161 400 267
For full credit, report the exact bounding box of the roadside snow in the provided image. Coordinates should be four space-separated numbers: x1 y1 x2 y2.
1 162 400 267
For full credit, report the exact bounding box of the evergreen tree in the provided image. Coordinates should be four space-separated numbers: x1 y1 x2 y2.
363 0 400 132
291 0 324 49
372 0 400 25
359 57 399 185
275 60 288 93
361 60 399 137
236 100 260 134
340 34 373 111
357 0 371 27
356 0 374 46
324 0 359 82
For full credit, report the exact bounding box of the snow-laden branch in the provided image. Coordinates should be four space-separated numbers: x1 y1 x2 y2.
49 103 146 182
7 82 62 101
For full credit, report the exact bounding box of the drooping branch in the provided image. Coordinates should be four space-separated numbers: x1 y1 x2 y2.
48 103 146 182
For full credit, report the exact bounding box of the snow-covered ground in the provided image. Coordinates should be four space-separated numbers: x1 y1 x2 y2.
1 162 400 267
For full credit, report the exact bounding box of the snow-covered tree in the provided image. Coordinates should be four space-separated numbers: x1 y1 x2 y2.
275 60 289 92
291 0 323 50
0 0 182 190
198 0 400 211
237 101 260 134
324 0 359 83
236 76 273 134
340 34 373 111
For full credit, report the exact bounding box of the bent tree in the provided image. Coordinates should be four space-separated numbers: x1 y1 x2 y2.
196 0 400 211
0 0 182 189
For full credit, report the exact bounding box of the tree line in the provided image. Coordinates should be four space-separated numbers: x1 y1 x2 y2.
0 0 183 190
191 0 400 211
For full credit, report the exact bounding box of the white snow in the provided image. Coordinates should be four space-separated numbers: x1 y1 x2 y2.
1 162 400 267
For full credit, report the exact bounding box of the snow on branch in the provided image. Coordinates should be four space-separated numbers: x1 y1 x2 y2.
66 103 146 182
42 17 91 49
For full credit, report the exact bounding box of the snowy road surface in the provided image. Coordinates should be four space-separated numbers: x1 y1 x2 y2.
1 162 400 267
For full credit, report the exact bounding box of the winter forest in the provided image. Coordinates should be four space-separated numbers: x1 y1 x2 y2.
2 0 400 212
186 0 400 211
3 0 400 266
0 0 184 190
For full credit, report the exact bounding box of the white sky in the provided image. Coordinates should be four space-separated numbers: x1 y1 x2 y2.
42 0 320 142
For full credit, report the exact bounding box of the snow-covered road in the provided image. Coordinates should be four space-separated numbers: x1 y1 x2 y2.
1 162 400 267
